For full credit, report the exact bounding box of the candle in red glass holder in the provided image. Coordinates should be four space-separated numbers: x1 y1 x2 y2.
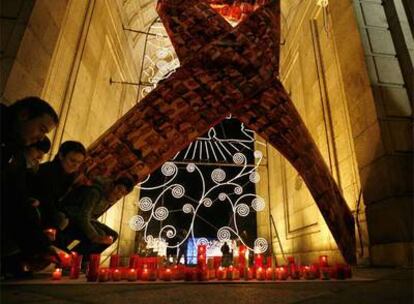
265 267 274 280
320 266 330 280
254 254 263 268
256 267 265 280
311 264 320 279
44 228 56 241
141 268 149 281
319 255 328 267
52 268 62 280
275 267 288 280
196 268 209 281
232 268 240 280
287 256 295 265
86 254 100 282
290 264 300 280
244 267 253 280
129 254 140 269
127 268 137 281
163 268 172 281
110 254 120 268
184 268 196 281
239 245 246 268
216 266 227 280
98 268 109 282
302 265 315 280
226 265 234 280
69 252 82 279
112 268 121 281
59 252 72 268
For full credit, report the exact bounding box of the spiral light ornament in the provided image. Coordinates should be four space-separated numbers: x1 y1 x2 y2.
254 238 268 253
234 186 243 195
217 227 232 241
172 185 185 198
186 163 196 173
139 197 153 211
251 197 265 211
182 203 194 214
232 152 245 165
249 171 261 183
154 207 169 221
211 168 226 183
236 203 250 217
128 215 145 231
202 198 213 207
161 162 177 176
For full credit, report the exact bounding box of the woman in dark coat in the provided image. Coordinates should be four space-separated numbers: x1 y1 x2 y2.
30 141 86 231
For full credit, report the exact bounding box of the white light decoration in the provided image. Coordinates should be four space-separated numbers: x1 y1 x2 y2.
236 203 250 217
254 238 269 254
161 162 177 176
211 168 226 183
154 207 169 221
138 197 153 211
129 215 145 231
131 21 271 254
249 171 261 183
171 185 185 198
202 198 213 207
182 203 194 214
234 186 243 195
217 227 232 241
218 193 227 201
251 197 265 212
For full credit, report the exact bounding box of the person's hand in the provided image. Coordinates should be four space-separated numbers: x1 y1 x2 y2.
93 235 114 245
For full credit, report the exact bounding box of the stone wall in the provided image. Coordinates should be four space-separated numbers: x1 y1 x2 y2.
351 0 413 266
256 0 369 265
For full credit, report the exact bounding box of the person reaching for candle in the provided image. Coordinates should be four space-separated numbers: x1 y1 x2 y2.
29 141 86 232
59 176 134 261
0 97 63 278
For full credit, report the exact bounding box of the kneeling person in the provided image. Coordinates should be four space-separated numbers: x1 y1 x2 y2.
61 177 134 256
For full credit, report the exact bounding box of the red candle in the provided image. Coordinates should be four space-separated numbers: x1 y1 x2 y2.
265 267 274 280
127 268 137 281
320 266 330 280
86 254 100 282
163 268 172 281
287 256 295 265
216 266 227 280
290 264 300 280
319 255 328 267
44 228 56 241
239 245 246 267
110 254 120 268
184 268 196 281
59 252 72 268
196 268 209 281
129 254 140 269
227 266 234 280
52 268 62 280
244 267 253 280
141 268 149 281
112 268 121 281
69 252 82 279
256 267 265 280
302 265 315 280
254 254 263 268
275 266 288 280
98 268 109 282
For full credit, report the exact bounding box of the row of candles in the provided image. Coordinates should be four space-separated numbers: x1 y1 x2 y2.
52 245 352 281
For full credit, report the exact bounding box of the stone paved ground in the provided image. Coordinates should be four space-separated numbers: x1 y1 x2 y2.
0 268 412 304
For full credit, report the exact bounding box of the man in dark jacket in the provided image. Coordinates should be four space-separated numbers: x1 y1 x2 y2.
60 177 134 256
1 97 60 276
